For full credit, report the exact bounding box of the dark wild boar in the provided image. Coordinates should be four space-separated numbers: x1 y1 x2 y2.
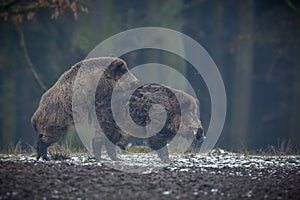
32 56 205 162
31 57 138 161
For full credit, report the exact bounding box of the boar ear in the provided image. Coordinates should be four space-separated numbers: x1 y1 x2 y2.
116 61 124 68
107 60 123 73
116 61 127 72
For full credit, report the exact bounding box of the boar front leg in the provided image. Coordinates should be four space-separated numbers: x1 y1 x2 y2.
36 134 55 161
92 136 104 160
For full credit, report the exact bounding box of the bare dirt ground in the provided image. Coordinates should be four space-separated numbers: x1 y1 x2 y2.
0 151 299 200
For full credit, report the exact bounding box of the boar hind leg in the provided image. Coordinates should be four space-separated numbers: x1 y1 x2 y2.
148 135 170 163
105 139 121 161
157 146 170 163
92 135 120 161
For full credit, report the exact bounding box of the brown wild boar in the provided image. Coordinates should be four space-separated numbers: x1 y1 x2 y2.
31 56 205 162
124 83 205 161
93 65 205 162
31 57 138 161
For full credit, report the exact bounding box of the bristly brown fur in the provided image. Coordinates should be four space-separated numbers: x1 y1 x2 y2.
31 57 138 161
31 57 204 162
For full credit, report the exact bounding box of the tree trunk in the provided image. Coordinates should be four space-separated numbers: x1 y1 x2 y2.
289 53 300 150
160 0 186 90
1 70 16 150
0 22 17 151
230 0 254 150
100 0 113 40
212 0 224 69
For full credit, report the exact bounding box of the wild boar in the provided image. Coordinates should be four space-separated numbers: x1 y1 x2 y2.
31 56 204 162
124 83 205 161
93 65 205 162
31 57 138 161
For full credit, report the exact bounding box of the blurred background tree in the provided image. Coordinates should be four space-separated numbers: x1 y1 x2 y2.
0 0 299 153
0 0 87 150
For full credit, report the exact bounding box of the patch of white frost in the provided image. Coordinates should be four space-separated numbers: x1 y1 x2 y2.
1 149 299 173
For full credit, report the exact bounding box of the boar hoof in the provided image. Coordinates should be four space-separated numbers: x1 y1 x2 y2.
157 146 170 163
42 154 50 161
111 157 122 161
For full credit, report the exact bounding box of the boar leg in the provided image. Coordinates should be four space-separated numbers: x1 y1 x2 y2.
185 128 206 154
92 136 104 160
148 135 170 162
156 146 170 163
92 133 121 161
36 134 54 161
104 139 121 161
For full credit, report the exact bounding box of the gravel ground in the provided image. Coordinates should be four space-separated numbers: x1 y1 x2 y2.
0 151 299 200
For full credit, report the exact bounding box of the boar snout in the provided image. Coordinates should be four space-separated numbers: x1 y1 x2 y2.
36 134 50 161
195 127 206 141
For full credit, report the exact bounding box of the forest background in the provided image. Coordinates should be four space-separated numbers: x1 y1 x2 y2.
0 0 299 153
